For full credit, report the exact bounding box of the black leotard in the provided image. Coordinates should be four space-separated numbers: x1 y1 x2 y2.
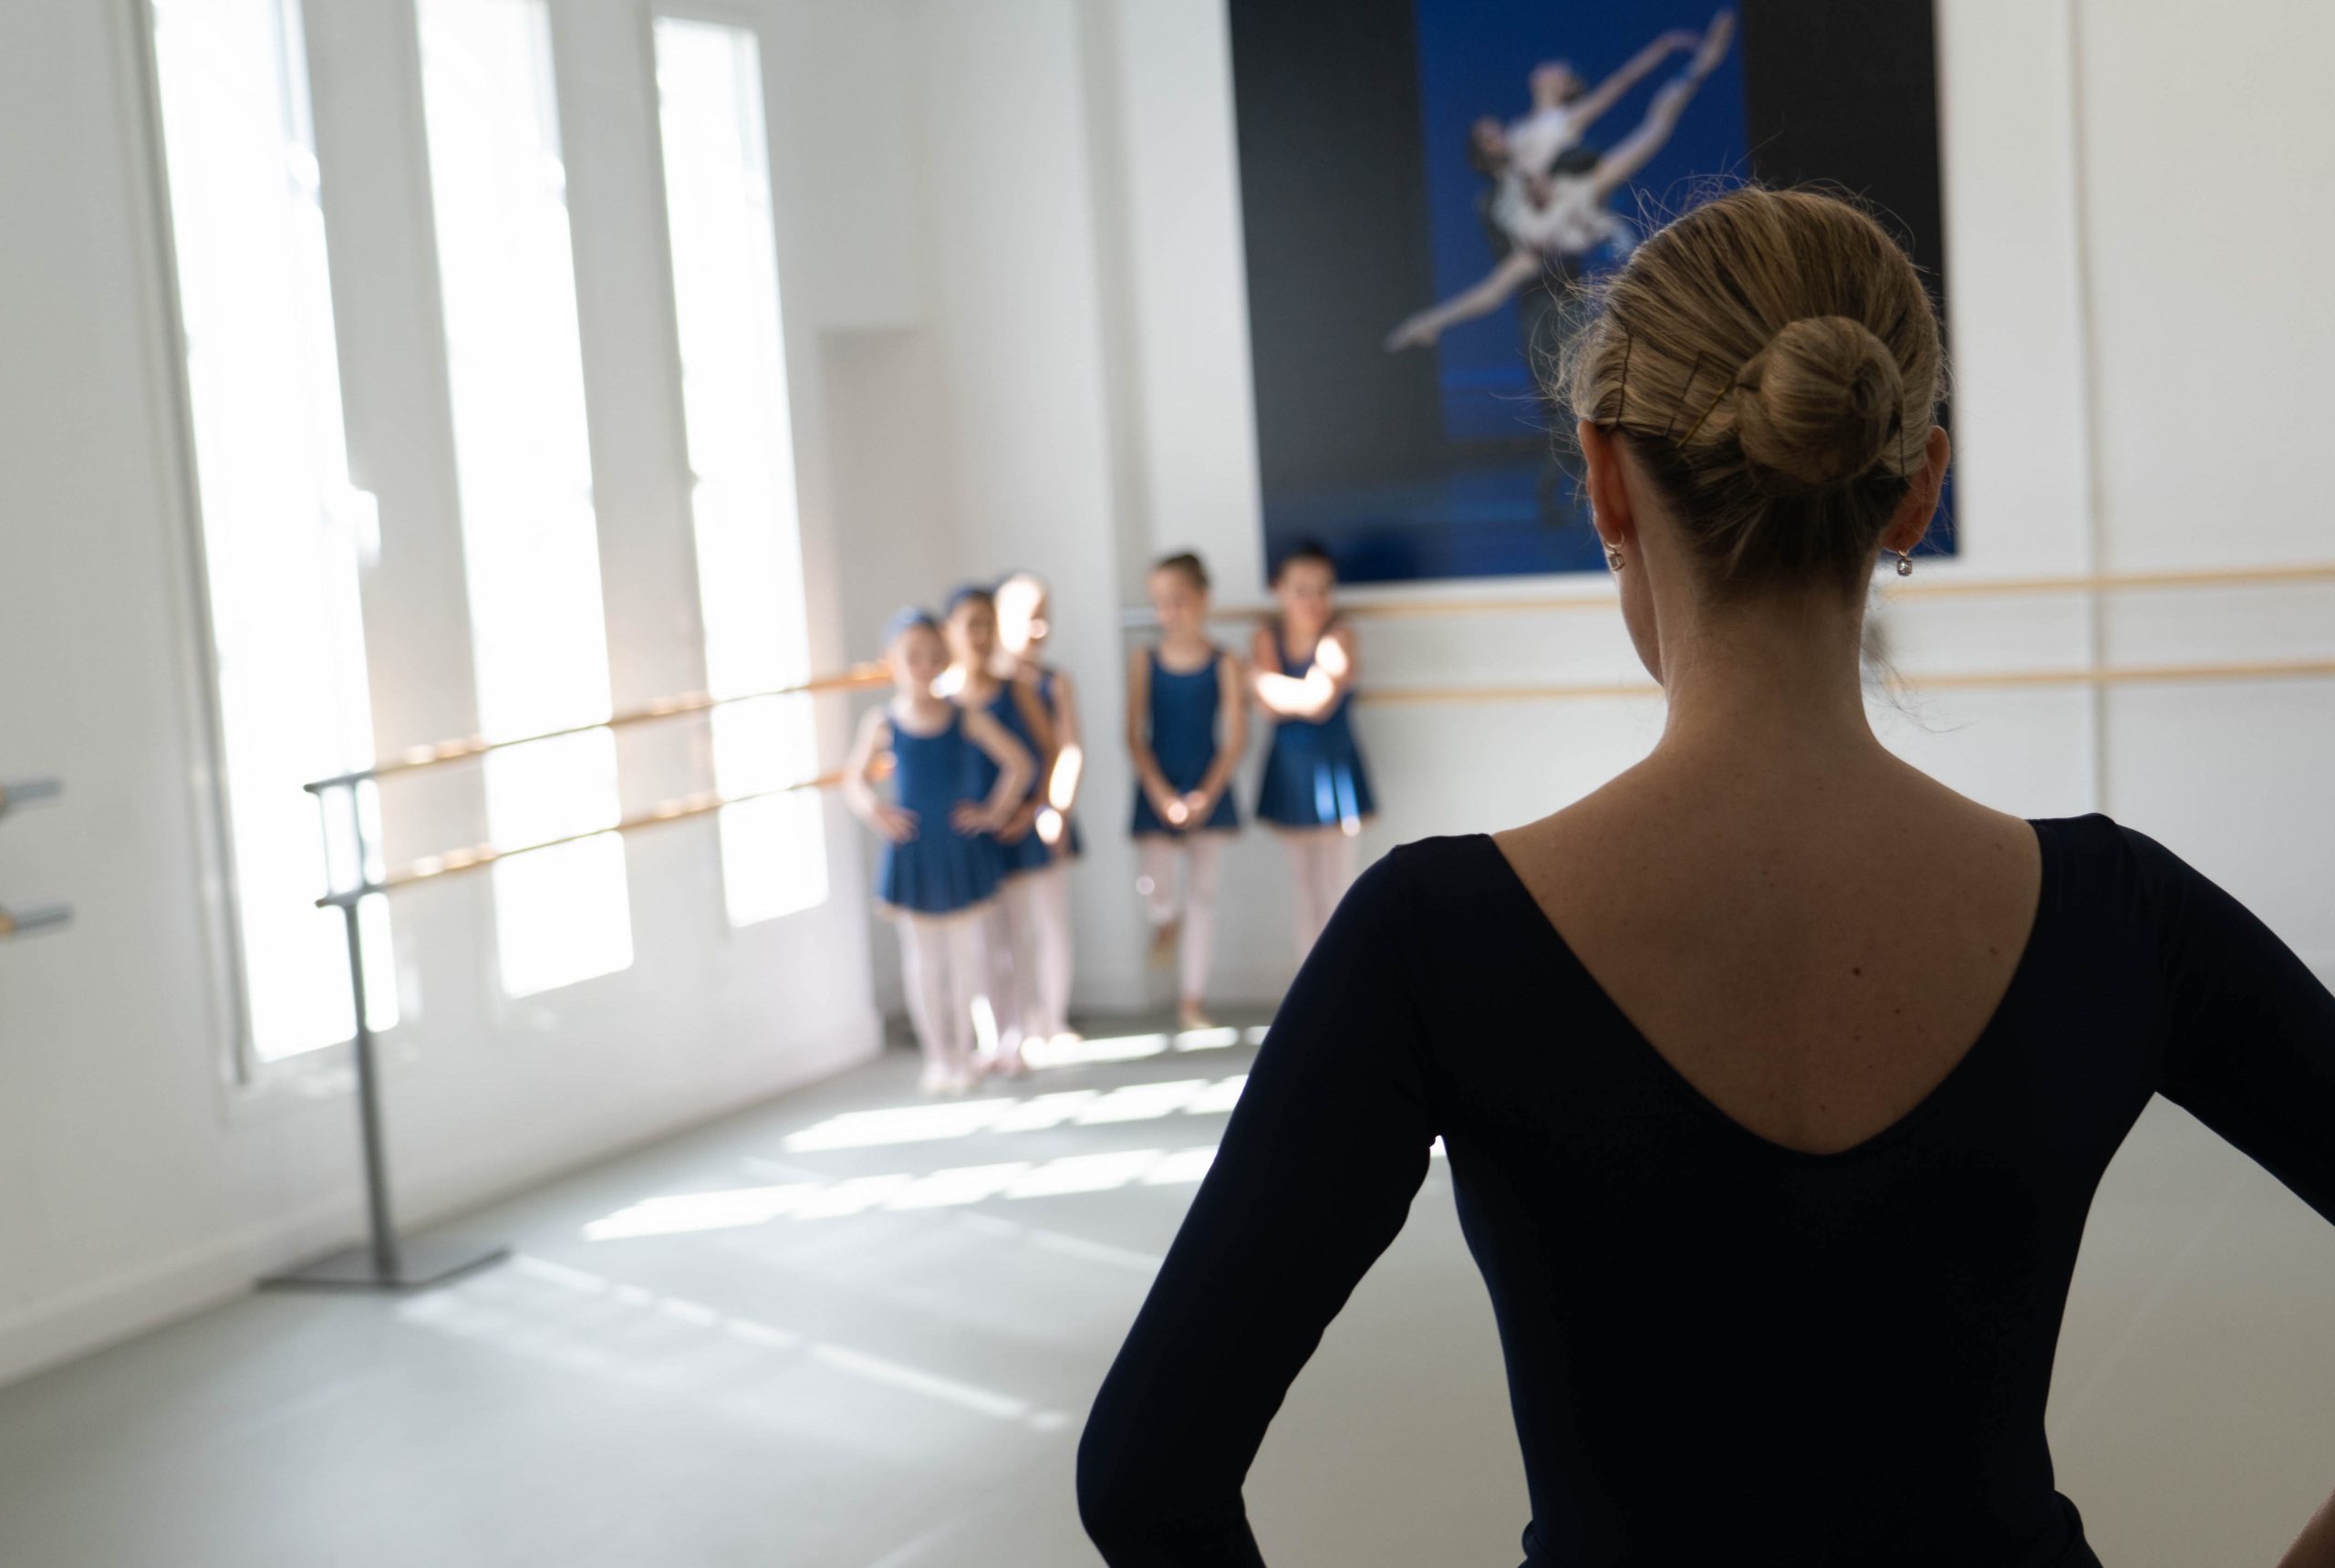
1077 816 2335 1567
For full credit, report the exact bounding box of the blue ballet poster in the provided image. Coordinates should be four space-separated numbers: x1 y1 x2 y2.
1228 0 1952 586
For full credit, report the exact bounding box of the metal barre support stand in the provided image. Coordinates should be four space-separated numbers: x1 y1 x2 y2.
0 903 73 940
260 782 507 1293
0 780 65 826
0 777 65 818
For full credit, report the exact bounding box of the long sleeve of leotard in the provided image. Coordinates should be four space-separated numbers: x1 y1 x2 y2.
2130 827 2335 1223
1077 855 1440 1565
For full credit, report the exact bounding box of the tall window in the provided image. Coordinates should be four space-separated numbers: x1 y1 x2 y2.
150 0 396 1063
417 0 631 995
653 18 826 925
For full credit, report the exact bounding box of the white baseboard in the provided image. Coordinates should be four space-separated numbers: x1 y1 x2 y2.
0 1194 351 1388
0 1008 881 1392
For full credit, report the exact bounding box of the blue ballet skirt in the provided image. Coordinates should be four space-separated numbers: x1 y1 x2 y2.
877 710 1005 916
1130 647 1240 837
1256 628 1375 829
963 681 1054 877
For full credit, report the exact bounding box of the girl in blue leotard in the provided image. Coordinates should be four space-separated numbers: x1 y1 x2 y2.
1251 542 1375 960
844 609 1032 1096
941 584 1057 1076
996 570 1083 1051
1127 552 1246 1031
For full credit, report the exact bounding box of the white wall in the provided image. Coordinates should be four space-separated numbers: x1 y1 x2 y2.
0 0 926 1386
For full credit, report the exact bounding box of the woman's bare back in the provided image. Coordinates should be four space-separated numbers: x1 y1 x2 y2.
1495 758 2041 1157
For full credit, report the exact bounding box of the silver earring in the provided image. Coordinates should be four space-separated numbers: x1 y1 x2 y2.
1604 542 1625 571
1894 550 1913 577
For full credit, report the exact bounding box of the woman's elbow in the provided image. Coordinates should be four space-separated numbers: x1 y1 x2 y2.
1076 1413 1168 1552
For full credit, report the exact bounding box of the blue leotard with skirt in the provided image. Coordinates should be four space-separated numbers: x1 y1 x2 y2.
877 710 1004 916
1130 648 1240 837
1255 625 1375 829
962 681 1053 877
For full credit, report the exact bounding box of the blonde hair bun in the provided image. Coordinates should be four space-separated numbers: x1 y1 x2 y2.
1560 187 1945 597
1733 316 1904 496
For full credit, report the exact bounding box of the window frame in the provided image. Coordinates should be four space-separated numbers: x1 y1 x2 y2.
127 0 397 1091
644 1 832 929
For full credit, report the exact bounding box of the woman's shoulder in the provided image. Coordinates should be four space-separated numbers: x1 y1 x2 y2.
1349 836 1521 930
2029 811 2192 895
1327 837 1579 1033
2032 811 2250 938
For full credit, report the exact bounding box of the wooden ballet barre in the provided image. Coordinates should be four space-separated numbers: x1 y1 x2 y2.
1119 559 2335 629
317 770 844 907
1362 655 2335 706
1896 656 2335 691
1884 559 2335 602
304 666 887 794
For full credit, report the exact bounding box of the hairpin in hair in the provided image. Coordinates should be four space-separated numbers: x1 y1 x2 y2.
1606 331 1634 428
1665 352 1716 441
1676 367 1740 447
1894 408 1909 478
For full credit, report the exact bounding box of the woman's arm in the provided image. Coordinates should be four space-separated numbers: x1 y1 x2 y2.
1188 650 1247 816
2141 828 2335 1220
1385 249 1543 350
842 708 915 843
956 708 1033 833
1078 855 1438 1562
2278 1491 2335 1568
2128 829 2335 1565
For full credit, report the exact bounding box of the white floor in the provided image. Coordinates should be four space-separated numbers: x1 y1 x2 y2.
0 1020 2330 1568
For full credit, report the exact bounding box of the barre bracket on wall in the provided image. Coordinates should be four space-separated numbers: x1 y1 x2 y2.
0 777 72 943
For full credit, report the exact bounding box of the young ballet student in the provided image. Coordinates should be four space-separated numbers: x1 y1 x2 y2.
1251 541 1375 958
939 585 1056 1076
843 607 1032 1096
1127 552 1246 1031
994 570 1084 1048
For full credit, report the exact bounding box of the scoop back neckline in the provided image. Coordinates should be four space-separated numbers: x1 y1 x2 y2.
1465 817 2060 1164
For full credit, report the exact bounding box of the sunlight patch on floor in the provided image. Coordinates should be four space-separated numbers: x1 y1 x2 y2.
584 1145 1223 1241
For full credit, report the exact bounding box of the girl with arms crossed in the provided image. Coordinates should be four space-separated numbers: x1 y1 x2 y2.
1251 542 1375 960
